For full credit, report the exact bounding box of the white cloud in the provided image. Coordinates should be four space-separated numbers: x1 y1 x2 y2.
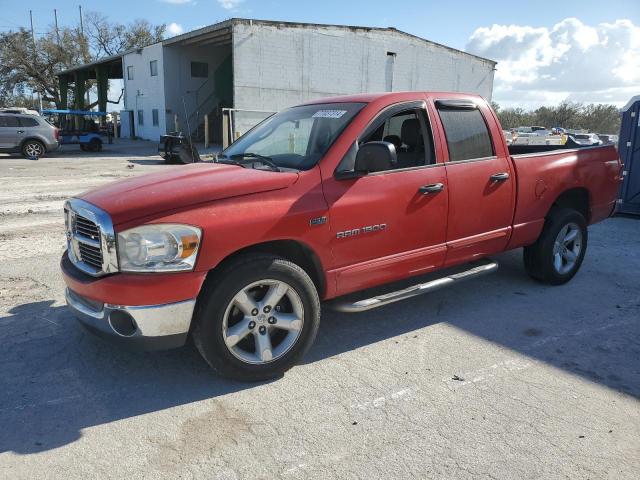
160 0 194 4
217 0 243 10
466 18 640 108
167 22 184 36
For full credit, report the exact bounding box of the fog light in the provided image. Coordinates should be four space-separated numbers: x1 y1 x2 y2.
109 310 137 337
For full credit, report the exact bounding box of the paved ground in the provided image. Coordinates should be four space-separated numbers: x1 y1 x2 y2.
1 145 639 479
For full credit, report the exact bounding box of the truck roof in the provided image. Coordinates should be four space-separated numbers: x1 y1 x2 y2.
300 91 486 105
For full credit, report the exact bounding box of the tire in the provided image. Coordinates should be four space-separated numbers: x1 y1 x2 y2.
192 254 321 381
88 139 102 152
80 144 88 152
22 140 45 159
523 208 588 285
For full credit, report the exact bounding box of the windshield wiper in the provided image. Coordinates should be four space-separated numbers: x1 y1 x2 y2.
230 152 281 172
215 155 248 168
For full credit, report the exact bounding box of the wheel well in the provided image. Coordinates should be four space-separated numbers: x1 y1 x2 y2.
206 240 326 297
551 188 590 221
20 137 46 149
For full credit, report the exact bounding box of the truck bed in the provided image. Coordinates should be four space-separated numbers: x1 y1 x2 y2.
506 144 621 250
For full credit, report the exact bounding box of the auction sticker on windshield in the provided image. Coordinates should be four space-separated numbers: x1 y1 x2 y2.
312 110 347 119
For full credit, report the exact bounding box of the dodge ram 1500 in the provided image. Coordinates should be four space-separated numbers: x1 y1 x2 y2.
61 92 622 380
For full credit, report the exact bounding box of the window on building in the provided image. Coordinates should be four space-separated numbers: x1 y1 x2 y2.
152 109 159 126
190 61 208 78
127 65 134 80
137 110 144 126
436 107 494 162
150 60 158 77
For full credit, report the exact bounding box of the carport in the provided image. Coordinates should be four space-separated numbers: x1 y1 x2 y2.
56 54 124 125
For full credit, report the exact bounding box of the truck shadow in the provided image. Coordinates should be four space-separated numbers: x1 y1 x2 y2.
1 239 638 455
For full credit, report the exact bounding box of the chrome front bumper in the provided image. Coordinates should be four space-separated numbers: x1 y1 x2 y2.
66 288 195 350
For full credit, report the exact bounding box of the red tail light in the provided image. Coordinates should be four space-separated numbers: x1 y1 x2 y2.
54 128 60 140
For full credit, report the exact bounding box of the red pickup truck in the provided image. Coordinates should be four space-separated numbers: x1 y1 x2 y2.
61 92 621 380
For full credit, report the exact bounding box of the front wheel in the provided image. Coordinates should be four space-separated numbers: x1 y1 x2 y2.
523 208 588 285
192 254 320 381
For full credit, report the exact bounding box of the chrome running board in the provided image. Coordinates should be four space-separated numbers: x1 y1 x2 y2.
330 260 499 313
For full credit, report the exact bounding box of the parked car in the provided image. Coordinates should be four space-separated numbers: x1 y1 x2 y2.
0 107 40 116
0 113 59 158
61 92 622 381
572 133 603 146
597 134 618 145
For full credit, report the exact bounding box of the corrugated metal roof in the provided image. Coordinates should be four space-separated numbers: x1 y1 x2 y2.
58 17 497 76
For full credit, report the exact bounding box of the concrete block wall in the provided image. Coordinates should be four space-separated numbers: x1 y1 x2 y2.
232 22 495 114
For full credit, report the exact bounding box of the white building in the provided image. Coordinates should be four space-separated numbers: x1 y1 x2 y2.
117 18 496 142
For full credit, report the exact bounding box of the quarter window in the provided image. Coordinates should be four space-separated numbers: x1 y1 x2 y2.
437 107 494 162
150 60 158 77
18 117 39 127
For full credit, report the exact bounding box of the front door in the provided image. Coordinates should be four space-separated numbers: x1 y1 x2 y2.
0 115 19 149
433 100 515 266
323 102 449 296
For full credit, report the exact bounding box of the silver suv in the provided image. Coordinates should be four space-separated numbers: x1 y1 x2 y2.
0 113 59 158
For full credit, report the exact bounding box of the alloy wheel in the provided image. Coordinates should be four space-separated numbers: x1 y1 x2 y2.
222 279 304 364
25 142 44 157
552 222 582 275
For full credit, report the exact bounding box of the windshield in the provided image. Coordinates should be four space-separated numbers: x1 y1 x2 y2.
220 102 366 170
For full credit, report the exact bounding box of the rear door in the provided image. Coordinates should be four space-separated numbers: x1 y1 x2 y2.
0 115 20 149
433 99 515 266
323 101 449 295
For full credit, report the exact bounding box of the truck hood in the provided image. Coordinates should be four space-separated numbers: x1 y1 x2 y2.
80 162 299 225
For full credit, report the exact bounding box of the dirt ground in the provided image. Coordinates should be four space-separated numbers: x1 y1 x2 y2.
1 142 639 479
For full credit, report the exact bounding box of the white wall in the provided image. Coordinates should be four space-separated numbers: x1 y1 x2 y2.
122 43 166 140
232 22 495 113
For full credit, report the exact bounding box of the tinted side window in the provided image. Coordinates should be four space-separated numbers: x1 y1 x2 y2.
437 108 494 161
18 117 39 127
0 115 20 127
361 109 435 170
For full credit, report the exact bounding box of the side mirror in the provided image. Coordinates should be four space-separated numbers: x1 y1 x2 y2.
354 141 397 174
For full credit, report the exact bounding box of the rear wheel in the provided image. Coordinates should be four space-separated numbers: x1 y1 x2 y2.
22 140 45 159
192 254 320 381
523 208 588 285
88 138 102 152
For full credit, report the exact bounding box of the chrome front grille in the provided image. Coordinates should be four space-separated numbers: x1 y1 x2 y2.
64 198 118 277
74 215 100 241
78 241 103 269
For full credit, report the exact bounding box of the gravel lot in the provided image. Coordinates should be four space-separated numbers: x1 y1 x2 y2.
1 143 639 479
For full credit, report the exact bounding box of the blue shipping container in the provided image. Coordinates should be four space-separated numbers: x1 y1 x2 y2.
618 96 640 215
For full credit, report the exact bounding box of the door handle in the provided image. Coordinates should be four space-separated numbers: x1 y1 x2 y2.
17 130 24 134
490 172 510 182
419 183 445 194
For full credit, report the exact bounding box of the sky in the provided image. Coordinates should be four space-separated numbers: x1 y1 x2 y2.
2 0 639 109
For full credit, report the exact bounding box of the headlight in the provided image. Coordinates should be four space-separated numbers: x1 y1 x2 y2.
117 224 202 272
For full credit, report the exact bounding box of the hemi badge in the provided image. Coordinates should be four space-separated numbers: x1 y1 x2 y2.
309 216 327 226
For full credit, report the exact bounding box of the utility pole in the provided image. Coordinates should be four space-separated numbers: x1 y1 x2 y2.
29 10 44 113
79 5 90 107
54 9 60 45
